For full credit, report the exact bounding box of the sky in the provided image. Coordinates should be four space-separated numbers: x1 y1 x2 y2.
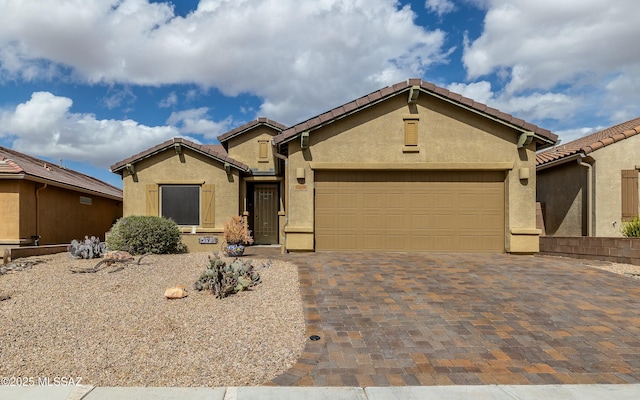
1 0 639 189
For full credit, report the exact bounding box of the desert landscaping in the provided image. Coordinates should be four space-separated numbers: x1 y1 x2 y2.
0 252 306 387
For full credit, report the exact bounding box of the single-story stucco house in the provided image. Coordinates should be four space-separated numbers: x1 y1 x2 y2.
536 116 640 237
111 78 558 253
0 146 123 253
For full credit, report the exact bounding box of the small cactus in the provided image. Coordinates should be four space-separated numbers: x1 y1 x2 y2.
193 252 261 298
68 236 106 259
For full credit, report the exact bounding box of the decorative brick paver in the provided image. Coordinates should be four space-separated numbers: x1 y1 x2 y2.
242 249 640 386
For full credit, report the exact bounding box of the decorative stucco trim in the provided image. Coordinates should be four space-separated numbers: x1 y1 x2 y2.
283 226 314 233
308 162 514 170
510 228 541 235
153 181 206 185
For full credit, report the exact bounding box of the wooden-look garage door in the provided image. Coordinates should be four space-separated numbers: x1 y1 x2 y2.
315 170 505 252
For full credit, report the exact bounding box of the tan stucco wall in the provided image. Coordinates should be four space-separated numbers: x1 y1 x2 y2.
36 184 122 244
591 134 640 236
227 126 278 173
284 94 539 252
0 180 21 244
121 147 240 232
537 162 587 236
1 179 122 250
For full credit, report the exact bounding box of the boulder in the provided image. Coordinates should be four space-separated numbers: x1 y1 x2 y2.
164 285 187 299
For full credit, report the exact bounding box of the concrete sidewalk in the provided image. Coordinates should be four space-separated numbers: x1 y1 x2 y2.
2 384 640 400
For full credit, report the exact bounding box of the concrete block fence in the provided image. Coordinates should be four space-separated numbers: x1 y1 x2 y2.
540 236 640 265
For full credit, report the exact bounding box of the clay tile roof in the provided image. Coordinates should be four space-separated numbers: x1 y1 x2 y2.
0 146 122 200
217 118 287 143
273 79 557 146
536 116 640 167
110 137 249 173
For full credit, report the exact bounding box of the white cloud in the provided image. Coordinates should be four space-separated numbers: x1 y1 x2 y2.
159 92 178 108
461 0 640 127
166 108 233 138
425 0 456 16
0 91 181 169
103 86 136 109
0 0 450 124
447 80 577 122
463 0 640 89
447 81 493 104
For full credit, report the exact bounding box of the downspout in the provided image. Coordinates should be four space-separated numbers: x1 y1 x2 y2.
577 155 593 236
34 183 47 245
281 158 289 255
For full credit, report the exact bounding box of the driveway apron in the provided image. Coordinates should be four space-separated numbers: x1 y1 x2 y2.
265 252 640 387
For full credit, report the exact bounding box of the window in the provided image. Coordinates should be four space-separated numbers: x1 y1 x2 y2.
161 185 199 225
146 183 215 227
621 170 638 221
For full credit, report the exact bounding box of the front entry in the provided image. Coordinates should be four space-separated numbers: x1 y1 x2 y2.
249 183 279 245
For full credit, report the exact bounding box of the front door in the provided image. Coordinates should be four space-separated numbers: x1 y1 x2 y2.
253 184 279 245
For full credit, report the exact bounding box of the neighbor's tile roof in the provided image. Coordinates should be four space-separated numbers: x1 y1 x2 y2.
0 146 123 199
217 117 287 143
273 78 558 146
110 137 250 173
536 117 640 167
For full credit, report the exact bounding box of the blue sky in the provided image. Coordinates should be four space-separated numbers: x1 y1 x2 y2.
1 0 639 189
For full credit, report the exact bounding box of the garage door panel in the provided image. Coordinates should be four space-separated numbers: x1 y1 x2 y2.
315 213 337 229
362 194 382 208
315 171 505 252
385 235 407 249
363 235 385 250
363 215 383 229
336 215 359 230
338 193 358 208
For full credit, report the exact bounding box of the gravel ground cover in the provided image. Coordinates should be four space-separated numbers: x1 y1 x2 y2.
0 252 305 387
587 261 640 279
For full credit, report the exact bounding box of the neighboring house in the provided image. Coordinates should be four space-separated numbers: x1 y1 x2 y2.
111 79 557 253
536 117 640 237
0 146 123 253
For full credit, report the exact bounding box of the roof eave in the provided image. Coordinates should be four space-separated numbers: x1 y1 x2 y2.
0 173 123 201
422 89 558 147
533 134 557 150
274 88 410 146
274 85 558 147
110 141 250 174
536 152 584 172
218 122 285 144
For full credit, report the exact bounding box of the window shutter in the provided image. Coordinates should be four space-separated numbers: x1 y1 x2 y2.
145 184 159 216
201 184 215 228
404 120 418 146
621 170 638 221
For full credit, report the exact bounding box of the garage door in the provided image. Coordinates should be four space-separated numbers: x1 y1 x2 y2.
315 170 505 252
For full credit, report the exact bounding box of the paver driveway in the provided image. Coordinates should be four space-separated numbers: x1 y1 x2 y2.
261 251 640 386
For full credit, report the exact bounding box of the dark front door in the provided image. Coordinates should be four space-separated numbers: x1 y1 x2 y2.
253 184 279 245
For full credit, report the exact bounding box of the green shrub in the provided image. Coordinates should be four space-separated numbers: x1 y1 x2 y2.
106 216 183 255
621 217 640 237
